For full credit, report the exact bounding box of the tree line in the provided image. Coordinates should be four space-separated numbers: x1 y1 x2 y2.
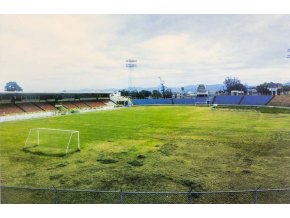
119 89 173 99
222 77 290 95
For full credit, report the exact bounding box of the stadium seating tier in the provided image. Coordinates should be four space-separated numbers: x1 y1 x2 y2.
0 104 24 115
213 96 243 105
240 96 273 105
73 101 91 108
16 103 43 113
35 102 57 111
82 101 105 108
61 102 79 109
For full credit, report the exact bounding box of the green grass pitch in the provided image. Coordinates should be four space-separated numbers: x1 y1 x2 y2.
1 106 290 192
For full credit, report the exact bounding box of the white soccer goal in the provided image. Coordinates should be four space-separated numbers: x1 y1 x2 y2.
23 128 80 156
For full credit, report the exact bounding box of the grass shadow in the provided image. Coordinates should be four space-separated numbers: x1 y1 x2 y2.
22 145 80 157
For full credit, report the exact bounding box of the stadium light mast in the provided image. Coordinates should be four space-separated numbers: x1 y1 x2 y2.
158 77 166 98
126 59 137 91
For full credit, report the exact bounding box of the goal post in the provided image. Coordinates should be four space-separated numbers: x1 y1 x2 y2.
23 128 80 156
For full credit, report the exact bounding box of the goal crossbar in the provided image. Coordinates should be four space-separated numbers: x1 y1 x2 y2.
29 128 79 133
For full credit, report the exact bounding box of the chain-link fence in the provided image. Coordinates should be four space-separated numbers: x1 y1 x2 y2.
1 186 289 204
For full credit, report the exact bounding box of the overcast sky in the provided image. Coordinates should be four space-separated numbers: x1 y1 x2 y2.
0 15 289 92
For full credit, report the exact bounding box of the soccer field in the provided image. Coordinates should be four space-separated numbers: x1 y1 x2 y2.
1 106 290 192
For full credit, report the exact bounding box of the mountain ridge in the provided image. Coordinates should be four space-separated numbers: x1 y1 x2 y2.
64 82 290 93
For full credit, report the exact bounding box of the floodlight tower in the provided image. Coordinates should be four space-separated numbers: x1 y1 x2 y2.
158 77 166 98
125 59 137 91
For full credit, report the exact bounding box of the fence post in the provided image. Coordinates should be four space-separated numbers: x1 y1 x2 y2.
119 188 124 204
253 186 261 204
53 186 58 204
188 188 193 204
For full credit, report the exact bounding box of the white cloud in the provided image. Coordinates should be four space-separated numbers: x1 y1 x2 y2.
0 15 289 91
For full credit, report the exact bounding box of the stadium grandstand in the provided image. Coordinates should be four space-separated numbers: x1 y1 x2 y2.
212 95 274 106
0 103 24 115
1 91 289 119
0 92 112 116
240 95 273 106
71 101 90 109
212 96 243 105
131 95 289 107
34 102 58 111
15 102 43 113
60 101 79 110
132 97 209 105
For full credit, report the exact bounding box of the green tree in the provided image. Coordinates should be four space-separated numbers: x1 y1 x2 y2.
256 82 283 95
256 83 271 95
164 89 173 98
5 81 23 91
224 77 247 94
282 85 290 92
129 90 139 99
152 90 162 99
139 90 152 99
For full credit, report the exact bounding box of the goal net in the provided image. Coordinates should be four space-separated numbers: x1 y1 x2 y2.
23 128 80 156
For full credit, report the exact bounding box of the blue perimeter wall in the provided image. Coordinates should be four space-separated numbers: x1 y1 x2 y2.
132 96 273 106
213 96 243 105
132 98 208 105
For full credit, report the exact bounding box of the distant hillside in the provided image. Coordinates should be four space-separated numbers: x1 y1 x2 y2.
65 83 290 94
65 84 225 93
132 84 224 93
63 88 118 93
